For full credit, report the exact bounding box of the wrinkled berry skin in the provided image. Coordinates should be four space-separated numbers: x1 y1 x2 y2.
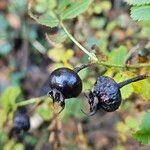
49 68 82 98
13 109 30 133
93 76 122 112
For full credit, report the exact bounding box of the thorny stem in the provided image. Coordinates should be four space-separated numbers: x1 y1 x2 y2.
60 22 150 69
60 22 98 62
118 75 150 88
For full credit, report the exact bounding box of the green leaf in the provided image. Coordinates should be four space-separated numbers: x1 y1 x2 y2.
61 0 91 20
28 3 59 27
125 116 138 130
108 46 127 65
57 0 70 13
131 5 150 21
13 143 24 150
133 110 150 145
0 132 8 145
8 0 26 14
37 107 52 121
46 28 67 44
134 131 150 145
141 27 150 37
62 98 84 121
129 0 150 5
29 12 59 28
33 0 56 13
0 86 21 111
78 68 89 80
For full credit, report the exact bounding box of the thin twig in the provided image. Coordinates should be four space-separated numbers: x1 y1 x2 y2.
98 61 150 69
15 96 47 108
60 22 150 69
60 21 98 62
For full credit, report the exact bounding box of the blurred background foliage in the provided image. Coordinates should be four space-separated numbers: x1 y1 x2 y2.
0 0 150 149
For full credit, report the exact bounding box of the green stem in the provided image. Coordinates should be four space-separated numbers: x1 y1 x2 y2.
98 62 150 69
15 96 47 108
60 22 150 69
60 22 98 62
75 62 150 73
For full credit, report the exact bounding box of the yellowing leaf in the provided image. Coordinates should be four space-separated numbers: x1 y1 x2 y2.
132 79 150 100
93 1 111 14
4 139 15 150
48 47 65 62
0 109 7 129
1 86 21 111
48 47 74 67
13 143 24 150
114 73 134 99
116 122 128 141
63 49 74 61
116 122 128 133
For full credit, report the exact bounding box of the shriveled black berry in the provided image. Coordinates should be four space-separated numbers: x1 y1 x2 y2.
13 108 30 133
93 76 121 112
48 67 82 113
82 76 121 116
83 75 149 116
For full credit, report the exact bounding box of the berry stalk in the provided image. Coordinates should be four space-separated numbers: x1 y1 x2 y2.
73 63 93 73
118 75 150 88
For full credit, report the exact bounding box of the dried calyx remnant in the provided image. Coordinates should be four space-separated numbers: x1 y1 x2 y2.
82 75 149 116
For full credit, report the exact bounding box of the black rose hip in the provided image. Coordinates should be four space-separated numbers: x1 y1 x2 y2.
49 68 82 98
93 76 121 112
13 107 30 133
48 64 90 113
83 75 149 116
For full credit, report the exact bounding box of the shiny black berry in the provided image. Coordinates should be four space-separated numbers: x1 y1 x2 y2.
49 68 82 98
13 108 30 133
48 67 83 113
